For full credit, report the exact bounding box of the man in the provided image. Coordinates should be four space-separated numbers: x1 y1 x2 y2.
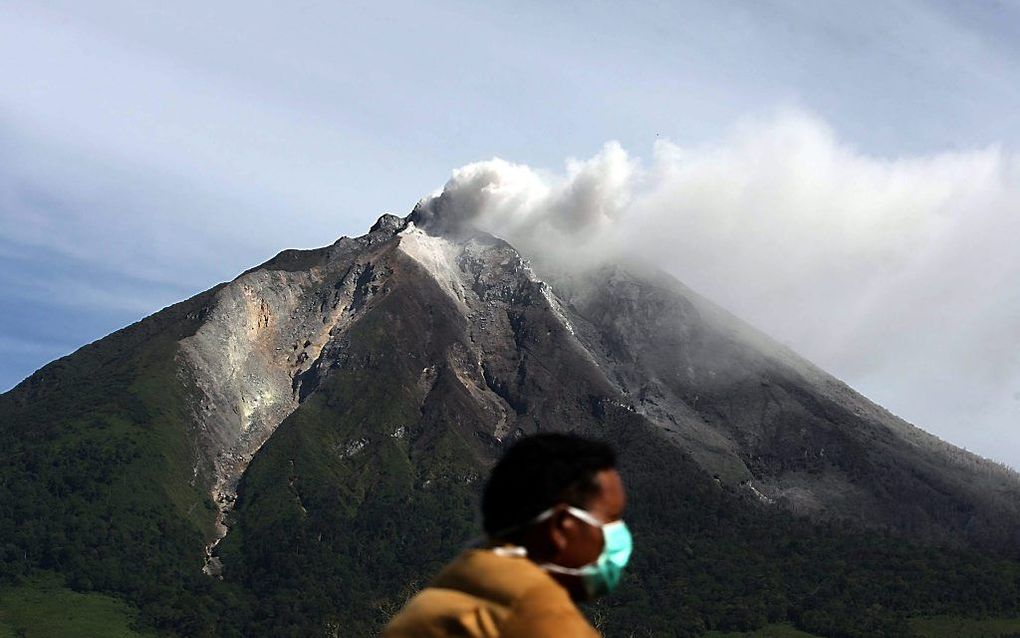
383 433 631 637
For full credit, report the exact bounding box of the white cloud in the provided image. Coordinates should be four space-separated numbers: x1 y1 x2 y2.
421 109 1020 466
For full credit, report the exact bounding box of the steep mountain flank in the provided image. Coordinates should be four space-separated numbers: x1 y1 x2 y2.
547 264 1020 550
2 209 1020 636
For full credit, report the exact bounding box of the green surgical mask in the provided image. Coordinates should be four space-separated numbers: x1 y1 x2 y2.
534 506 633 599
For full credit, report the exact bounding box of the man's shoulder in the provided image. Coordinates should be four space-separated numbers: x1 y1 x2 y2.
432 549 559 602
502 582 600 637
382 586 509 638
383 550 599 637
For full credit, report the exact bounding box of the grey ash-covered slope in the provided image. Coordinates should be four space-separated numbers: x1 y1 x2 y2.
192 212 634 567
3 203 1015 555
548 263 1020 546
173 207 1020 569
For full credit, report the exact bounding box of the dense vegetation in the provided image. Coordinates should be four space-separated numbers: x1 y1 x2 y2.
597 412 1020 637
0 293 232 634
3 287 1020 637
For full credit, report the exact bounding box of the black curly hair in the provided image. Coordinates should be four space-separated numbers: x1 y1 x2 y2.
482 433 617 539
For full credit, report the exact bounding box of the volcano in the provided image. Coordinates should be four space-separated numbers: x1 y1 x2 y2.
2 205 1019 636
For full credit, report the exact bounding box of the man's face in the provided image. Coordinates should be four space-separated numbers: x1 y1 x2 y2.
523 467 627 597
555 468 626 568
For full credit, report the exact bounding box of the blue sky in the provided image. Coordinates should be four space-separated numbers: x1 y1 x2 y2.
2 0 1019 466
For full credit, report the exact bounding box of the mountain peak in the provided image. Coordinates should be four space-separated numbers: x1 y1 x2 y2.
369 213 407 235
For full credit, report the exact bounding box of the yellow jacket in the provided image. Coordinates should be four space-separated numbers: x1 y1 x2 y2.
382 549 601 637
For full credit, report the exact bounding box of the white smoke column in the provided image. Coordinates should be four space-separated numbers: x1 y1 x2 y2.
413 141 636 269
421 109 1020 467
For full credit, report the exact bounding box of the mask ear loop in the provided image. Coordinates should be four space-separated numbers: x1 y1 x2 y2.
481 506 557 555
562 506 605 528
538 562 591 577
535 506 609 573
486 504 603 548
534 508 609 600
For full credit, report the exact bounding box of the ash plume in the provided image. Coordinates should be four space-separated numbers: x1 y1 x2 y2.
415 109 1020 467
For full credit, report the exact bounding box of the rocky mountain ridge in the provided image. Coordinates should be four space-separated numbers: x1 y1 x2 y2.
4 205 1020 636
169 210 1020 573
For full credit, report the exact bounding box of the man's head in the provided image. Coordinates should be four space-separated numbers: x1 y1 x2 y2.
482 433 628 599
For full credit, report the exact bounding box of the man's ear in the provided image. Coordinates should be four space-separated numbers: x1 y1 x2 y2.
547 505 577 553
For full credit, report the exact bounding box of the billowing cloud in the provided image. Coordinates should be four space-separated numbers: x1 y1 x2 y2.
419 110 1020 465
